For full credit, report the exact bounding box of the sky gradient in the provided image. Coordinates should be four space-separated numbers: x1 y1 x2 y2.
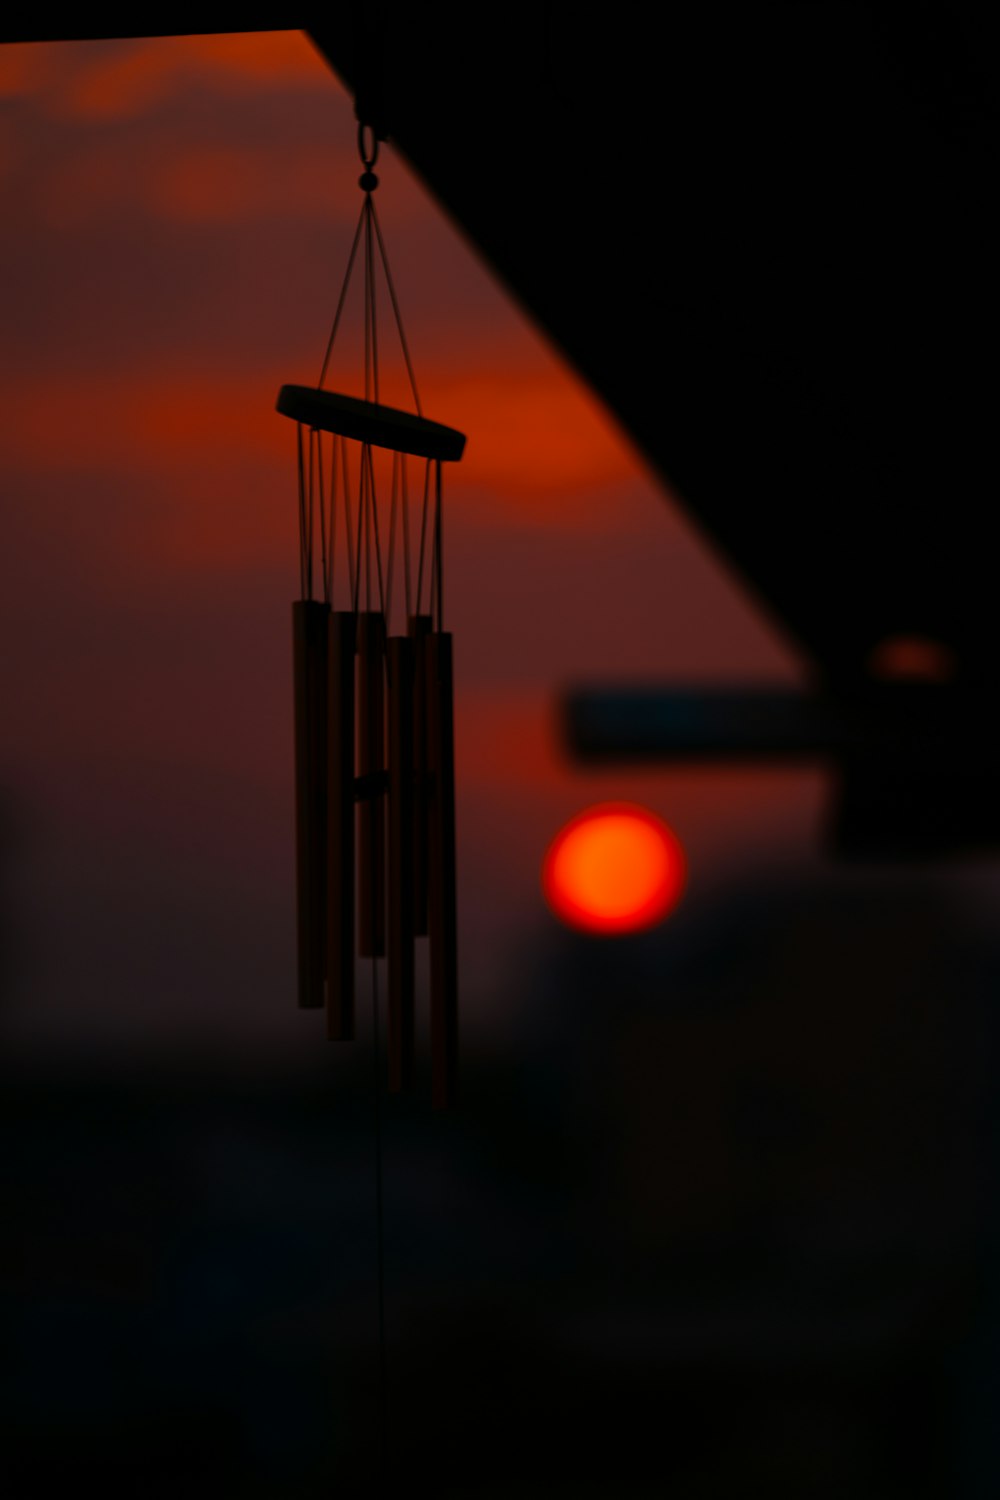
0 31 819 1056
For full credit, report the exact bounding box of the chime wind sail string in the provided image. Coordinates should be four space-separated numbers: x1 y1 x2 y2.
277 120 466 1481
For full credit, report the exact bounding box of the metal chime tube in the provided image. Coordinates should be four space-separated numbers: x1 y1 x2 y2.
409 613 433 935
327 610 356 1039
358 611 387 957
424 629 458 1108
387 636 416 1090
292 599 328 1009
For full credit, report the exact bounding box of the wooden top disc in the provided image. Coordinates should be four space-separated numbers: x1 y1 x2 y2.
276 386 466 462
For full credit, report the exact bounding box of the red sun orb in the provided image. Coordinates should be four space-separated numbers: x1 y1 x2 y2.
542 802 686 935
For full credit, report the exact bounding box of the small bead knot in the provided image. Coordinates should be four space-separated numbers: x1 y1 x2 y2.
359 170 379 193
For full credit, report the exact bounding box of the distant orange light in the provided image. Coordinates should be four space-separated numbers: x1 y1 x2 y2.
542 803 686 934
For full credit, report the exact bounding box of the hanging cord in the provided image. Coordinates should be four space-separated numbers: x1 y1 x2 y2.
401 455 412 622
360 132 390 1472
414 458 432 617
316 429 330 606
433 459 444 630
367 445 387 618
370 936 388 1494
326 433 338 606
385 450 400 631
359 121 421 416
427 458 443 629
368 198 422 417
365 132 391 1495
345 438 360 615
359 126 380 408
354 447 367 616
307 423 317 602
296 423 308 598
359 196 374 411
349 97 391 1491
363 445 373 612
318 123 422 424
318 201 366 391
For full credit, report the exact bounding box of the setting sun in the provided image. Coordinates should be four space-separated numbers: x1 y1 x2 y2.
542 803 686 935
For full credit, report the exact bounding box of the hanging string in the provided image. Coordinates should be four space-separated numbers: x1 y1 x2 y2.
318 198 367 391
366 196 380 407
358 136 390 1465
362 445 373 611
326 432 338 606
296 423 308 598
355 449 367 616
317 127 422 427
428 459 440 630
385 450 399 631
316 429 329 606
415 458 432 617
401 455 412 622
368 198 422 418
370 942 388 1492
363 195 371 403
362 190 381 408
307 422 317 602
434 459 444 631
345 438 360 615
294 121 461 1496
367 445 387 618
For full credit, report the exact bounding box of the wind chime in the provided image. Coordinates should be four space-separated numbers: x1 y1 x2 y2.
277 124 464 1108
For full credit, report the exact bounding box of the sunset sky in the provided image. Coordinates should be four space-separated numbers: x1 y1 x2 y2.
0 31 818 1057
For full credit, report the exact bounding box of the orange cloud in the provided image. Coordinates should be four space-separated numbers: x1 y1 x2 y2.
0 370 280 470
63 40 183 119
63 32 331 120
179 30 332 86
0 41 63 99
32 134 360 229
147 143 356 225
0 358 638 493
0 349 652 570
432 366 641 501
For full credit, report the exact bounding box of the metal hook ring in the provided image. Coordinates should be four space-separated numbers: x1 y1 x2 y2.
358 122 380 170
